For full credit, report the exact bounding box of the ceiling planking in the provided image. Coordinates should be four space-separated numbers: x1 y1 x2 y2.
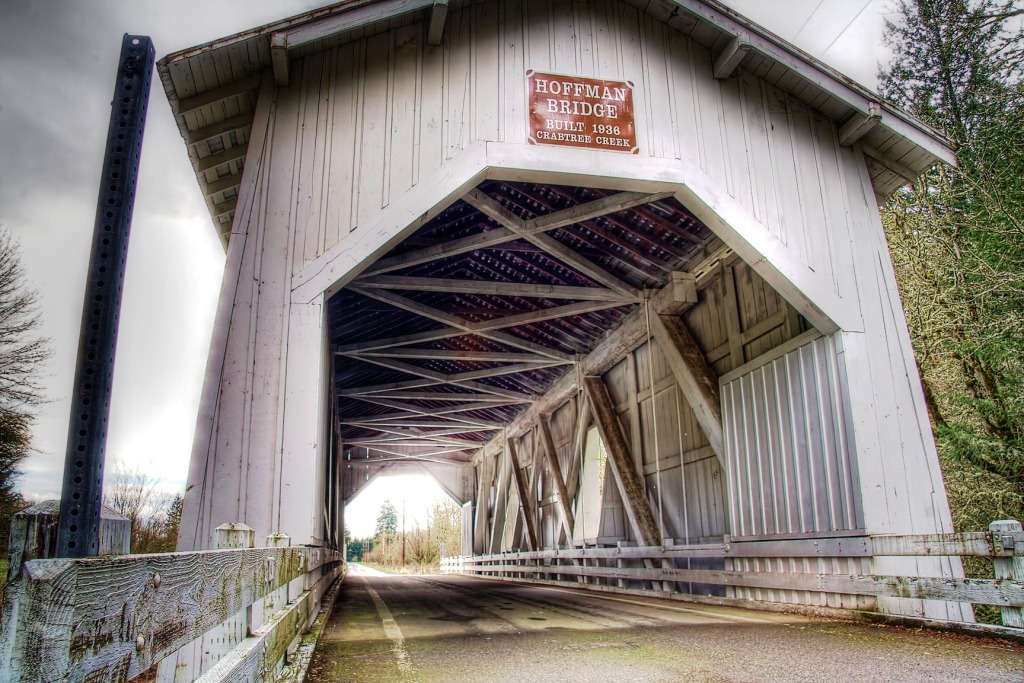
331 179 721 468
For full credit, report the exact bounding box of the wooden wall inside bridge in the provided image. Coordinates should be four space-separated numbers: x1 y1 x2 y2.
177 0 961 619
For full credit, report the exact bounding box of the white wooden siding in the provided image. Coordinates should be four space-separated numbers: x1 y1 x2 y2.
276 0 859 322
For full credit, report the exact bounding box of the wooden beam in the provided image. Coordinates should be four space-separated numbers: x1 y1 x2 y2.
343 416 500 428
351 355 533 400
187 113 252 147
713 33 751 79
838 102 882 146
270 32 289 86
177 74 262 115
464 189 640 297
212 196 238 221
861 143 921 184
539 416 575 542
583 376 661 547
204 173 241 198
354 275 633 302
364 428 499 444
363 226 518 275
335 325 466 353
526 191 674 233
194 141 249 173
648 313 724 462
360 445 476 460
354 348 557 363
344 390 526 402
479 273 702 457
349 286 575 361
470 300 634 333
363 191 669 276
427 0 448 46
508 438 539 551
357 396 530 419
347 435 481 448
652 272 698 315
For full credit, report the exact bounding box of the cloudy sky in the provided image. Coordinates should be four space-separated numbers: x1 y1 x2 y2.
0 0 893 508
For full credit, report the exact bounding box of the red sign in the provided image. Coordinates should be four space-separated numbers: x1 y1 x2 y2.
527 71 638 154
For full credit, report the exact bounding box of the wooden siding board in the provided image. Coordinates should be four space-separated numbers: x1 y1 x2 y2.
390 23 421 202
551 0 577 74
358 32 390 226
445 6 472 159
474 2 501 142
293 55 322 272
419 25 446 173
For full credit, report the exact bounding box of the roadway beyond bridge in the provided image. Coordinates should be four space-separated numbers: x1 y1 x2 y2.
308 568 1024 683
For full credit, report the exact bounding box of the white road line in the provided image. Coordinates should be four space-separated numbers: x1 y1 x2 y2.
362 577 418 679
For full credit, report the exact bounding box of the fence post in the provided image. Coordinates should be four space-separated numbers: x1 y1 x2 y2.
200 523 255 672
262 533 291 625
7 500 131 577
990 520 1023 628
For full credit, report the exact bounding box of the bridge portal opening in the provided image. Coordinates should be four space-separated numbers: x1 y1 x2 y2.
344 471 466 566
330 177 836 567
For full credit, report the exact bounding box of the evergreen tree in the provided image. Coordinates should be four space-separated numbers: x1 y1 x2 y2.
879 0 1024 527
374 499 398 537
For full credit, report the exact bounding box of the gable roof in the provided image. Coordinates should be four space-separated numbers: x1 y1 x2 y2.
157 0 955 248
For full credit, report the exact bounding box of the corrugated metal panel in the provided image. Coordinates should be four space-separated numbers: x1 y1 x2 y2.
722 334 861 538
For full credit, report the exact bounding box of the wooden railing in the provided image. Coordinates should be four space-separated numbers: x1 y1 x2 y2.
1 520 345 683
442 520 1024 629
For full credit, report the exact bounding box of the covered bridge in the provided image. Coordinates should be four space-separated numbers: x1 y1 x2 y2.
139 0 998 677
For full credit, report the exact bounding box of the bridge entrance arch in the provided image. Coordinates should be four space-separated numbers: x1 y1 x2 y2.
158 0 965 623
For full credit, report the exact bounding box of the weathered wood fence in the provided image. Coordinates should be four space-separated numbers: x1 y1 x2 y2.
442 520 1024 629
1 515 345 683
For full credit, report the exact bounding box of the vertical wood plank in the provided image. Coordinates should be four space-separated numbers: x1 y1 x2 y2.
389 24 420 200
357 33 389 226
508 437 539 550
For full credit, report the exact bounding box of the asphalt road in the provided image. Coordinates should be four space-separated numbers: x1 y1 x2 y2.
307 568 1024 682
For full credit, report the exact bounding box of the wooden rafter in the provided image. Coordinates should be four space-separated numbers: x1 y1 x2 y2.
348 287 575 361
342 416 501 429
354 348 560 363
358 424 495 440
464 189 640 297
355 445 475 460
356 395 530 418
353 275 636 302
349 355 534 400
343 390 527 402
362 190 669 276
347 435 482 448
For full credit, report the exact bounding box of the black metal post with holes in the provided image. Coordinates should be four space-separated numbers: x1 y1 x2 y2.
57 35 154 558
